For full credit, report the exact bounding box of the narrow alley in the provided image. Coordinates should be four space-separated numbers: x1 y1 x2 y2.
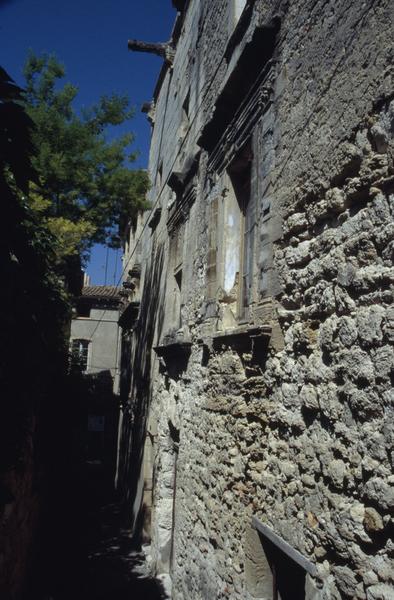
34 464 168 600
1 1 393 599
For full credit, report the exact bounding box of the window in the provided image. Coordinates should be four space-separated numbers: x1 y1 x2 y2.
207 140 255 327
71 338 89 371
169 224 184 332
227 140 255 319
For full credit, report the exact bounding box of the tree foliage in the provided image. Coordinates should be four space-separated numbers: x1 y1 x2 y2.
0 65 70 470
23 53 149 262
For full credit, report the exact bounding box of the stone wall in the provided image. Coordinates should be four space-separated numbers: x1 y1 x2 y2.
119 0 394 598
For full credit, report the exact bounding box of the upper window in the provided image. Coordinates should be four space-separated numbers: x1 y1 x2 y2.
206 140 256 328
227 141 254 319
71 338 89 372
169 223 185 333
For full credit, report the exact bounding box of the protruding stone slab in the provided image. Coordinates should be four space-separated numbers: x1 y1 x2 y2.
252 516 318 577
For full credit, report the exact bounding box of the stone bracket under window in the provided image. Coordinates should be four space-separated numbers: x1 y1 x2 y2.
153 338 192 378
118 301 140 331
211 324 271 354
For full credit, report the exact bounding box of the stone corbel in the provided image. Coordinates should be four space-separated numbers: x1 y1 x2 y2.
153 338 192 378
128 39 175 66
118 301 140 330
211 324 271 354
142 101 156 126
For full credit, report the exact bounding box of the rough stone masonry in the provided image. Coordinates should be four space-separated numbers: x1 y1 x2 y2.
118 0 394 598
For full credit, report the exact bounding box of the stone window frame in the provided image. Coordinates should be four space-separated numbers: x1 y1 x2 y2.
199 23 280 333
168 222 185 333
164 155 199 340
227 138 256 321
205 132 261 330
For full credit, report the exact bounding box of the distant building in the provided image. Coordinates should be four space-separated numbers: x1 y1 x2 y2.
71 285 121 390
71 285 122 470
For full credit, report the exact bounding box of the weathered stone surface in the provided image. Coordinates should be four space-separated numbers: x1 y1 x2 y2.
366 584 394 600
117 1 394 599
363 478 394 511
363 507 384 533
333 565 359 597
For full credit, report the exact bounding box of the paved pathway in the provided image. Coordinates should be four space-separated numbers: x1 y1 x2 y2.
81 499 167 600
33 466 167 600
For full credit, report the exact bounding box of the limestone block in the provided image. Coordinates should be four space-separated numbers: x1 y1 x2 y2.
337 316 358 348
285 212 309 236
333 565 359 597
301 384 319 411
326 187 347 213
286 240 312 267
338 347 375 385
327 459 346 489
357 306 385 348
364 507 384 533
367 584 394 600
363 478 394 511
370 124 389 154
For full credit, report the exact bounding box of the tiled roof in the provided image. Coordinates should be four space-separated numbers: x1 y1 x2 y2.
81 285 121 299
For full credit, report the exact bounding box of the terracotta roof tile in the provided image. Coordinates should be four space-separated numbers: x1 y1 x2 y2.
81 285 121 299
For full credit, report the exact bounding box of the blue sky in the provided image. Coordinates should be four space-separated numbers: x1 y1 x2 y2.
0 0 176 284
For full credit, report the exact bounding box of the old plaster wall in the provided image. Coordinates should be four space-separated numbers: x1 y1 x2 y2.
119 0 394 598
71 308 120 383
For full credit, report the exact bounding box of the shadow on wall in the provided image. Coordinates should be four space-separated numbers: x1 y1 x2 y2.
258 533 307 600
117 242 166 544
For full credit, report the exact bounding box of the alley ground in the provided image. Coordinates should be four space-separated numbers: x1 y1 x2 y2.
31 464 167 600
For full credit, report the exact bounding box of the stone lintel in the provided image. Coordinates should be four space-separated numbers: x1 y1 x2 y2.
251 516 318 577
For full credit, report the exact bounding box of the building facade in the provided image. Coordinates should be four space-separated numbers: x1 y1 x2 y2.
71 285 121 386
118 1 394 598
71 285 121 469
